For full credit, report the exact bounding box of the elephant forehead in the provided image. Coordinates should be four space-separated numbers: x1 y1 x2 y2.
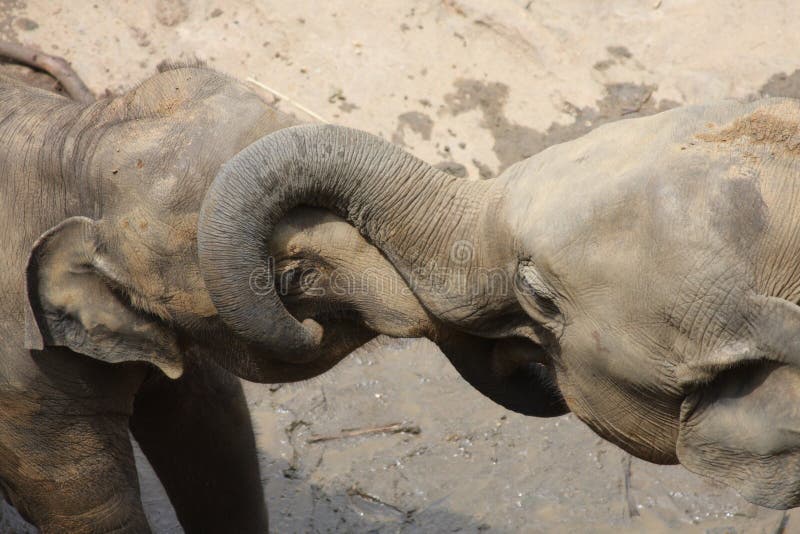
100 208 217 320
272 209 369 256
503 98 759 245
73 68 300 324
92 68 297 218
501 98 790 301
93 116 245 217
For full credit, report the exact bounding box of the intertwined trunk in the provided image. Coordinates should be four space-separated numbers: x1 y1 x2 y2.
198 124 513 358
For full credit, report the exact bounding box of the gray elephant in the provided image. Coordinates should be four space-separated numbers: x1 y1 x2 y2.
0 46 369 532
198 98 800 509
0 45 562 532
0 46 296 533
270 208 566 418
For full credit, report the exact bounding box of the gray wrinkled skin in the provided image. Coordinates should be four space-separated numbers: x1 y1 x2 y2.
504 99 800 507
0 65 294 533
205 99 800 509
0 62 561 532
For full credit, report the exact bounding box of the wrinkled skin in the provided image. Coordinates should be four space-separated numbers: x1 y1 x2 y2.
272 208 567 418
199 99 800 509
0 56 564 531
0 62 290 533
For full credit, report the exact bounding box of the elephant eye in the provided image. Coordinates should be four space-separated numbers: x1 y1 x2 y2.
516 261 561 317
277 267 301 295
277 265 321 296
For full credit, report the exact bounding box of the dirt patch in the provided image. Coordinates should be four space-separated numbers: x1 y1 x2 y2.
443 78 541 175
607 45 633 60
155 0 190 27
697 106 800 155
0 0 26 41
758 70 800 99
391 111 434 145
443 78 678 177
13 17 36 31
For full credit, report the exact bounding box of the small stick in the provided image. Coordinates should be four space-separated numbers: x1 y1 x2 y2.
246 76 329 123
773 511 789 534
346 486 409 517
307 422 421 443
0 41 94 103
622 453 639 518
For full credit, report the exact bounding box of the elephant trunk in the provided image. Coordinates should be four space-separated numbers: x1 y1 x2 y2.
197 124 511 359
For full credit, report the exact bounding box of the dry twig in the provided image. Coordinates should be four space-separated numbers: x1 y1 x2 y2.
622 453 639 518
307 422 421 443
246 76 329 123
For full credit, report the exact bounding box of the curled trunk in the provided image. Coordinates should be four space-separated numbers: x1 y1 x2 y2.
198 124 513 359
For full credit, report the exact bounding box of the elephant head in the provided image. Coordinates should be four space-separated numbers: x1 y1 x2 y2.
192 122 567 414
195 101 800 510
21 69 376 384
270 208 567 416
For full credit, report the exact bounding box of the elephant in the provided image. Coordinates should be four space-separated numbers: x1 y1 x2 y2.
0 44 566 532
0 46 297 533
197 98 800 509
269 208 567 418
0 46 379 532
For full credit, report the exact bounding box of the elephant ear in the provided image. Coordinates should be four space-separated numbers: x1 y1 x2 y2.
676 362 800 509
24 216 183 378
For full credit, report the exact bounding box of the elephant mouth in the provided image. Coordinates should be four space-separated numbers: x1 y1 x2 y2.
304 307 363 328
180 311 373 383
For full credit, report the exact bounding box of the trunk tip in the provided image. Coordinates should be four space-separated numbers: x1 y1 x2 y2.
302 318 324 346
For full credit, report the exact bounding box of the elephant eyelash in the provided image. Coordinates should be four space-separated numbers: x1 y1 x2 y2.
517 260 561 318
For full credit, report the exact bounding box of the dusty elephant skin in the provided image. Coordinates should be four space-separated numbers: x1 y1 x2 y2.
0 46 564 533
200 97 800 510
0 52 294 533
0 50 361 532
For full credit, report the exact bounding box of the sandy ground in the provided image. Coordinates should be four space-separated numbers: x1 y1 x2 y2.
3 0 800 532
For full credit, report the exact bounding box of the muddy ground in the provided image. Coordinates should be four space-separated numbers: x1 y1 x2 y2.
2 0 800 532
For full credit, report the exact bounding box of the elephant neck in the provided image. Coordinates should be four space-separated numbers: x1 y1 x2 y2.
0 83 99 241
